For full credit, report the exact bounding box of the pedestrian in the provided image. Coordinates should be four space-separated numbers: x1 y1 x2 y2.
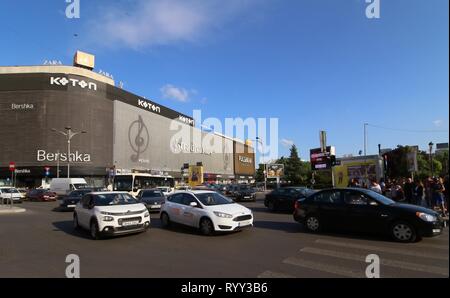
403 177 414 204
432 177 447 215
369 179 382 194
413 180 425 206
379 178 386 194
425 177 434 208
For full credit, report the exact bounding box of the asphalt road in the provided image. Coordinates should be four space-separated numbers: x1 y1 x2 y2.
0 194 448 278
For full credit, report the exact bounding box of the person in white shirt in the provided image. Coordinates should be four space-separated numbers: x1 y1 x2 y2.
369 179 382 194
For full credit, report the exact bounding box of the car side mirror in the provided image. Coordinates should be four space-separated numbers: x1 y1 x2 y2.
133 188 138 192
88 203 94 209
190 202 198 207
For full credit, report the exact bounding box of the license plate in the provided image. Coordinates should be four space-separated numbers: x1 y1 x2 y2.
150 205 161 209
433 229 441 233
122 221 139 226
244 196 251 199
67 205 76 208
238 220 252 227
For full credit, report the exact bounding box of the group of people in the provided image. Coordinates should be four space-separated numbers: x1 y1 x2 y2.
348 176 449 215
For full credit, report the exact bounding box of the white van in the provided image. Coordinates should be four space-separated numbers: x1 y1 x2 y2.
50 178 88 196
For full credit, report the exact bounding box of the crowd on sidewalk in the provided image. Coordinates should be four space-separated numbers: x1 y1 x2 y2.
348 175 449 216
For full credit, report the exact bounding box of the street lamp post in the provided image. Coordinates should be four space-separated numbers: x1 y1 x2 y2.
52 127 87 178
255 137 267 192
428 142 434 178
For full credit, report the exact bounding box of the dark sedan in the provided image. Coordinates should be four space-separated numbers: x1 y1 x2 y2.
293 188 444 242
59 189 94 210
233 185 257 202
27 189 57 202
265 187 315 212
137 189 165 212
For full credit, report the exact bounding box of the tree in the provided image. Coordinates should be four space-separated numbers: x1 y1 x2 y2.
284 145 311 185
255 164 265 182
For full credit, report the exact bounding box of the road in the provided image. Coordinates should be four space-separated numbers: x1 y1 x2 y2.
0 193 448 278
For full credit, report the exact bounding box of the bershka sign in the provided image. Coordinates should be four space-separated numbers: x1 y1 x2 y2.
137 99 161 114
37 150 91 162
50 76 97 91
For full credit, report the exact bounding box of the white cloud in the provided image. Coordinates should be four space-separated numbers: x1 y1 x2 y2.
88 0 258 49
433 119 443 127
280 138 294 148
160 84 190 102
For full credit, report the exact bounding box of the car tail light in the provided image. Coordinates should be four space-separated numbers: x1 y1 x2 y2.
294 201 300 210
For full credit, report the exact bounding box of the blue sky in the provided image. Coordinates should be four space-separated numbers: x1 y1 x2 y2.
0 0 448 163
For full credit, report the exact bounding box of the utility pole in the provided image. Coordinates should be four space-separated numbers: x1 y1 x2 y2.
364 123 368 156
256 137 267 192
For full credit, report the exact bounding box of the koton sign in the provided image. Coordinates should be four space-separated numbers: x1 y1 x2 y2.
50 76 97 91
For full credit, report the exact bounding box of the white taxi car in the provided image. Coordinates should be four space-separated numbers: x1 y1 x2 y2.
73 192 150 239
160 190 253 235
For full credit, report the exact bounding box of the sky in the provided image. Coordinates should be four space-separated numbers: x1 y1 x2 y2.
0 0 448 163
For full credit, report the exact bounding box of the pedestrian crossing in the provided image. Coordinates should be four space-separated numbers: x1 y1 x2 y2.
258 231 449 278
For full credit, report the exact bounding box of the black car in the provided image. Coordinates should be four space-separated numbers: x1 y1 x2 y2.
137 189 165 211
265 187 315 212
293 188 444 242
232 185 257 202
59 189 94 210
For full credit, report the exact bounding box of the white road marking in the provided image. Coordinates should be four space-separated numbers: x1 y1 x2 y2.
283 257 366 278
300 247 449 276
316 239 449 261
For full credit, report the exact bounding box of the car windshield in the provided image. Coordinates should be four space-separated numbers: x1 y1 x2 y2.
294 188 315 196
94 193 138 206
196 192 234 206
142 190 163 198
2 188 19 193
360 189 395 205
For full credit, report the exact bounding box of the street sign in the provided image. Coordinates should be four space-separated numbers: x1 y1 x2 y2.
9 162 15 172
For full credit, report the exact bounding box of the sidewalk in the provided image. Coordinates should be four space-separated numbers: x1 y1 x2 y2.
0 205 26 214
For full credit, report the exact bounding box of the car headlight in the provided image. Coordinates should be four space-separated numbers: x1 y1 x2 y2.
102 216 114 222
144 211 150 217
213 211 233 218
416 212 437 222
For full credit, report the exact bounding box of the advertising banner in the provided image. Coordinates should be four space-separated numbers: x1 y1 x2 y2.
267 164 284 178
188 165 204 187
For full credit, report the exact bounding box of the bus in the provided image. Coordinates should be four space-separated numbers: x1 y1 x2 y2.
113 173 175 197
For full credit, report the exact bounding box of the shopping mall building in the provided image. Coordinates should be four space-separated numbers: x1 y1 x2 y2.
0 52 255 188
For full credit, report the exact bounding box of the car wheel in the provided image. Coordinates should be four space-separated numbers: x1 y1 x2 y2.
267 201 277 212
391 221 417 243
200 218 215 236
305 215 321 233
73 214 80 230
90 220 100 240
160 212 171 228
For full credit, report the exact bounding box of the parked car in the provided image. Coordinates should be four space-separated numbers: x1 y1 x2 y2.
136 189 165 212
160 191 253 235
17 188 28 200
73 192 150 239
0 187 23 203
265 187 315 212
293 188 444 242
232 185 257 202
27 189 57 202
59 189 94 210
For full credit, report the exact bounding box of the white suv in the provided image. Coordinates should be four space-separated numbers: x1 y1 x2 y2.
73 192 150 239
160 191 253 235
0 187 23 203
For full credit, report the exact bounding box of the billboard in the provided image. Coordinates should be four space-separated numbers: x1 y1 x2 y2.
310 146 336 170
233 141 256 176
113 101 234 176
267 164 284 178
332 161 378 188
